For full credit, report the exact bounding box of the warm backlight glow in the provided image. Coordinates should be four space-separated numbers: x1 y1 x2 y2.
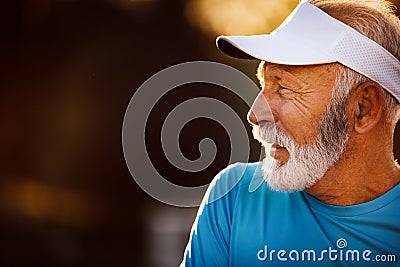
185 0 298 36
0 179 97 228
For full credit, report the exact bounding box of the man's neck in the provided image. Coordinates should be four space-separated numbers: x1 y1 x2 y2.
305 135 400 206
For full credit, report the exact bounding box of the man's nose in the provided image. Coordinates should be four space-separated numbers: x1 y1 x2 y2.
247 92 274 126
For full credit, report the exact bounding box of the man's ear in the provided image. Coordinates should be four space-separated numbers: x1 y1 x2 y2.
352 81 384 134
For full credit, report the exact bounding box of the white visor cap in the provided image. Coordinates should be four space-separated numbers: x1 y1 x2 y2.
216 1 400 102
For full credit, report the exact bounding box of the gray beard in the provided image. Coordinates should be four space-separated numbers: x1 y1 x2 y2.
254 96 349 192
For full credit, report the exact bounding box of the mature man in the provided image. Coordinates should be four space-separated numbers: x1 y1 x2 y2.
181 0 400 266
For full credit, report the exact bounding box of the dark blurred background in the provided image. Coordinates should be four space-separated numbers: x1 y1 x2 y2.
1 0 399 266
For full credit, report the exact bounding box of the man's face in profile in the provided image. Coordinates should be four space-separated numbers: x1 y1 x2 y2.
251 62 350 192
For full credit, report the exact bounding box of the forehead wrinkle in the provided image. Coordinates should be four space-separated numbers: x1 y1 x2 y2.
265 64 310 90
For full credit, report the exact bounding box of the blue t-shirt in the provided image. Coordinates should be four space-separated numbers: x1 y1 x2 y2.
181 162 400 266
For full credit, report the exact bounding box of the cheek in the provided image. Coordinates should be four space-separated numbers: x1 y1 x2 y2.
276 100 325 145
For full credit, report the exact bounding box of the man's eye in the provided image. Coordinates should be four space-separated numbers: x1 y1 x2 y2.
278 86 296 96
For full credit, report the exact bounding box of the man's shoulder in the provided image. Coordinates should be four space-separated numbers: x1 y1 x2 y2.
218 161 263 185
204 161 264 204
215 161 263 190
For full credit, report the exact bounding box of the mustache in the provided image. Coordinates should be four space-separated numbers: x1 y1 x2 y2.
253 125 294 149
